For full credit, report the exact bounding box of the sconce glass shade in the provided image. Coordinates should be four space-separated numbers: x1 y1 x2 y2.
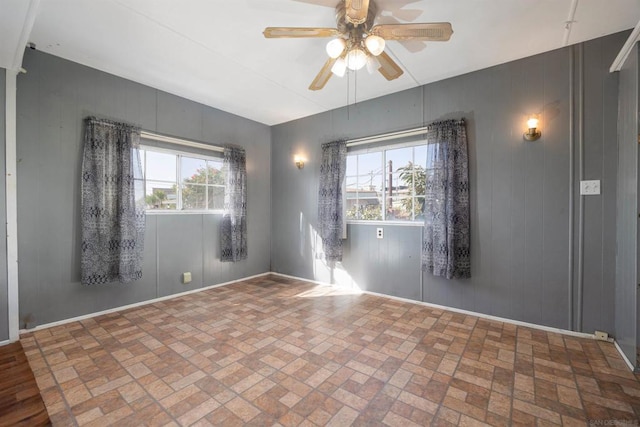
523 116 541 141
366 55 380 74
331 57 347 77
346 48 367 71
294 155 305 169
365 35 385 56
326 38 346 59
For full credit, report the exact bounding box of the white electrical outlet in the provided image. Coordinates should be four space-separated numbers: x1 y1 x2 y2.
182 272 192 284
580 180 600 195
376 228 383 239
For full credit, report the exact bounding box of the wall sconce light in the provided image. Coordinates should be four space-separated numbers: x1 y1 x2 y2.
523 116 541 141
294 155 305 169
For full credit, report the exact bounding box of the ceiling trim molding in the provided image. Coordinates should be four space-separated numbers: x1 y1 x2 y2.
610 19 640 72
9 0 40 71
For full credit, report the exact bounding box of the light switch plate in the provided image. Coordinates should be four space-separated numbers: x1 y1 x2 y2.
182 272 192 284
376 228 383 239
580 180 600 195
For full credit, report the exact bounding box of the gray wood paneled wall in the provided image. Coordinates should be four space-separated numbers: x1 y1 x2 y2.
615 45 638 366
0 68 8 341
8 32 634 347
271 31 627 334
16 50 271 328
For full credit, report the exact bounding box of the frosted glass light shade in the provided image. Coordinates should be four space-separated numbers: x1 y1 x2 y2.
331 57 347 77
527 117 539 128
346 48 367 71
365 35 385 56
326 38 346 59
366 55 380 74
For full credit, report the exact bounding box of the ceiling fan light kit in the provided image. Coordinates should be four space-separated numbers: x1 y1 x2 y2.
346 47 368 71
364 35 385 56
331 58 347 77
326 38 347 58
263 0 453 91
366 55 380 74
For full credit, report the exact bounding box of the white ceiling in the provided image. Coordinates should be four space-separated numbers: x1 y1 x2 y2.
1 0 639 125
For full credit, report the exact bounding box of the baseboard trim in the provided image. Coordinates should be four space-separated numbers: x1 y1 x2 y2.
614 340 636 372
20 270 635 372
270 272 596 340
0 339 14 347
19 272 271 335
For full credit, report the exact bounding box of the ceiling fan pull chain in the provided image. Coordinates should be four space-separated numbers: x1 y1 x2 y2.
347 69 350 120
355 68 358 106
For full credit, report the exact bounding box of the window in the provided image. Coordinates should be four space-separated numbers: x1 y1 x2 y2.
345 143 427 222
140 146 225 212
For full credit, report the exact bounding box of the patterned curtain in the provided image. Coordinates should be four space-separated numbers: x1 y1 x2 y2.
318 140 347 262
81 117 145 285
422 119 471 279
220 145 247 262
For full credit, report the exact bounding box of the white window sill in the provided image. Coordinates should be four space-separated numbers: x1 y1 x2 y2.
145 210 224 215
347 220 424 227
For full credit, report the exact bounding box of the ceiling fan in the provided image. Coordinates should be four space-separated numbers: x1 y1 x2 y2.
263 0 453 91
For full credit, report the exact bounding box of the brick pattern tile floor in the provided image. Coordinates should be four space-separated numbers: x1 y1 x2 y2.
20 274 640 426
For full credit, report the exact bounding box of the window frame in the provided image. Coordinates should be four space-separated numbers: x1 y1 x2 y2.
345 139 427 226
140 144 225 215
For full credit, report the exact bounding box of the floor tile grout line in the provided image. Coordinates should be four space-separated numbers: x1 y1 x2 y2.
567 334 592 424
67 312 179 425
20 275 640 426
122 281 306 425
27 334 80 427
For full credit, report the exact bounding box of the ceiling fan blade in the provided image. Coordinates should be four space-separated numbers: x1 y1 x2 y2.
345 0 370 25
371 23 453 41
377 51 403 81
309 58 337 91
263 27 341 38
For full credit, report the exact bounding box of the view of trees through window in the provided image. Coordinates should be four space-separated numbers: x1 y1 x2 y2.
345 144 427 222
140 147 225 212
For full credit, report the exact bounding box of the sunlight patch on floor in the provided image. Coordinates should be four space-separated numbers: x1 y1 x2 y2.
294 284 362 298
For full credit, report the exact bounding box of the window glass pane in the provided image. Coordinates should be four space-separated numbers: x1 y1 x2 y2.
181 156 207 184
357 173 383 192
208 186 225 210
414 145 427 169
138 149 145 176
347 200 382 221
346 144 428 223
345 176 359 191
182 184 206 210
346 204 358 220
391 172 411 193
387 196 413 221
388 166 425 198
385 146 412 172
414 196 425 220
146 151 177 182
346 155 357 174
357 152 383 176
207 160 224 185
145 181 177 210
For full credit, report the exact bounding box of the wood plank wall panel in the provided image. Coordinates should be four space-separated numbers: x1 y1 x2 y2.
615 44 638 366
15 51 271 328
271 32 627 334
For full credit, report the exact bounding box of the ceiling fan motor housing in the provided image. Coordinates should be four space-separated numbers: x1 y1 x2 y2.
336 0 377 34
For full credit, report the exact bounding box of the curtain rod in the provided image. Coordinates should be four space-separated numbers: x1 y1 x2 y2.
346 119 465 148
140 131 224 153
